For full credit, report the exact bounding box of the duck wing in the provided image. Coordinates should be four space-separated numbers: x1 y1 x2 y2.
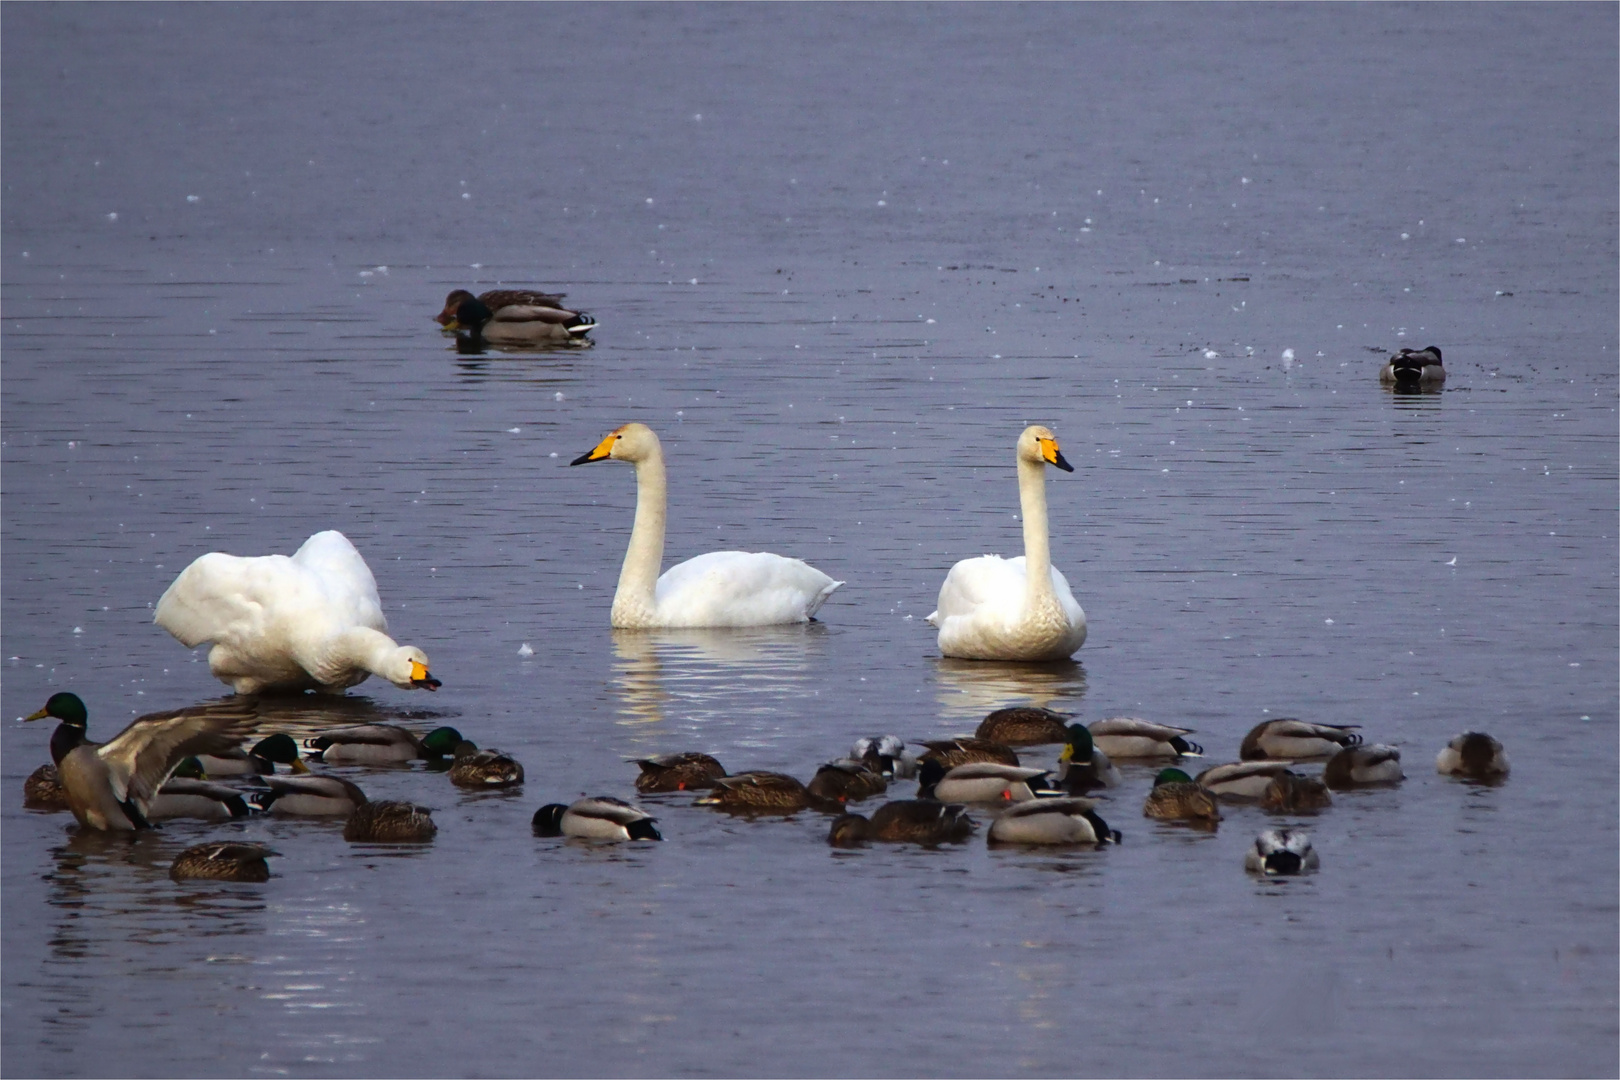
97 701 259 810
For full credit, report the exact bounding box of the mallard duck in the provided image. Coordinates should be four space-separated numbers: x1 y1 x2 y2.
1056 724 1123 794
153 530 443 696
302 723 464 765
343 800 436 842
1143 768 1220 822
1245 829 1319 875
246 774 368 817
849 736 917 779
917 737 1020 770
447 741 524 788
916 760 1057 804
1379 346 1445 390
149 759 253 820
1259 771 1332 813
694 771 837 813
828 800 975 846
1194 761 1297 800
806 760 887 804
1436 732 1509 780
532 797 661 841
1323 744 1404 789
1089 717 1202 758
24 764 69 811
436 289 597 344
1240 719 1362 760
170 842 280 883
197 733 306 777
987 797 1122 846
631 752 728 793
24 692 257 831
975 706 1073 746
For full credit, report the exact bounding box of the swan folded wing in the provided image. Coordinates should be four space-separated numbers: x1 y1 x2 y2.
97 702 259 810
154 552 285 647
655 551 841 627
929 555 1027 624
290 531 388 632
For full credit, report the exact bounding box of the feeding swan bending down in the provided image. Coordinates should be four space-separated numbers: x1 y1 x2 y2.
928 425 1087 660
570 423 842 628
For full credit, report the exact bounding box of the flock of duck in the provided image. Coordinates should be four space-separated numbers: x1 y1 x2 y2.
19 286 1472 883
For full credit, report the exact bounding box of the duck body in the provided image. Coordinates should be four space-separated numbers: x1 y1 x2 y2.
1245 829 1319 875
571 424 841 628
170 842 279 883
806 760 888 804
1240 719 1362 760
1259 771 1333 813
24 764 69 811
694 771 833 813
1379 346 1445 390
1436 732 1509 779
153 531 442 696
1144 769 1221 823
303 723 463 765
247 774 368 816
632 752 728 793
975 706 1072 746
532 797 661 841
1056 724 1123 794
149 778 254 821
850 736 918 779
437 290 596 344
917 737 1020 770
1324 744 1404 789
343 800 436 842
828 800 976 846
197 733 305 777
987 797 1121 846
448 741 525 788
929 426 1086 661
1089 718 1203 758
1194 761 1298 800
917 760 1056 804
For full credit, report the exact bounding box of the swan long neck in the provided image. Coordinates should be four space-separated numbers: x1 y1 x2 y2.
323 627 401 684
1017 456 1056 608
615 447 668 620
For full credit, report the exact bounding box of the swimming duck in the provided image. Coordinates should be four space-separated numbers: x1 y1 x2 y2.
1240 719 1362 760
169 842 280 883
1379 346 1445 390
1056 724 1124 793
149 759 254 820
631 752 729 793
850 736 918 779
1193 761 1298 800
1436 732 1509 780
694 771 839 813
806 760 888 804
987 797 1122 846
974 706 1073 746
916 737 1020 770
532 797 661 841
302 723 464 765
24 692 257 831
1245 829 1319 875
436 289 597 345
1259 771 1332 813
197 733 307 777
246 774 369 817
447 741 525 788
23 764 69 811
916 760 1057 804
1143 768 1221 823
343 800 437 842
1323 744 1404 789
1089 717 1203 758
827 800 976 846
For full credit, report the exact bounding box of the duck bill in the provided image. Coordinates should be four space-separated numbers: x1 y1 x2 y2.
24 707 49 721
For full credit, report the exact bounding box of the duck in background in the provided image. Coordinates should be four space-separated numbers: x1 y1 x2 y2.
532 797 661 841
435 289 597 346
1436 732 1509 780
1245 829 1319 875
828 801 975 846
1379 346 1445 390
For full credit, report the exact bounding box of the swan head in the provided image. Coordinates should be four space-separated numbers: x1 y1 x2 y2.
570 422 660 466
380 646 441 691
1018 425 1074 472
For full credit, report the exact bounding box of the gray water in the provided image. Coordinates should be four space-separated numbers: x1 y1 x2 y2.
3 4 1616 1077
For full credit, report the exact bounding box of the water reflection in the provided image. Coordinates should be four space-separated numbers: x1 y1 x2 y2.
931 658 1087 729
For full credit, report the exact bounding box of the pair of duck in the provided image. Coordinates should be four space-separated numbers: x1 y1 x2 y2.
434 288 597 347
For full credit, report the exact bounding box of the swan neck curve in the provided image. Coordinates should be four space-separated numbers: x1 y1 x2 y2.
1017 455 1056 608
614 447 668 624
326 627 402 685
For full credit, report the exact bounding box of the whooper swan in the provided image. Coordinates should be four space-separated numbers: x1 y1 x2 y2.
570 423 842 628
154 530 442 696
928 425 1087 660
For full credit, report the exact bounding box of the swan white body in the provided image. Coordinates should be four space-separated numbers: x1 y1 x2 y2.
928 426 1087 661
571 423 842 628
154 531 440 695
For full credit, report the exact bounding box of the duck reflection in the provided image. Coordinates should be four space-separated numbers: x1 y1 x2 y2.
931 658 1087 729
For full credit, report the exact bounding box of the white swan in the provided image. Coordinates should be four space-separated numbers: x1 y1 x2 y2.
154 530 442 695
570 423 842 628
927 425 1087 660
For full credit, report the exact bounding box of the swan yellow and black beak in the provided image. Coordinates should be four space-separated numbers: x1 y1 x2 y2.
409 660 442 691
1039 437 1075 472
570 432 618 466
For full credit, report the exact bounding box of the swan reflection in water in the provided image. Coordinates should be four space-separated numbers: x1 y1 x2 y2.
931 657 1088 732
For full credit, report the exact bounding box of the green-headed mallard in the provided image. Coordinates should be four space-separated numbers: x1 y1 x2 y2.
343 800 436 842
1143 768 1221 823
24 764 69 811
170 842 280 883
694 771 837 813
917 737 1020 770
975 706 1073 746
1089 717 1202 758
197 733 307 777
806 760 887 804
1056 724 1123 793
1245 828 1319 875
828 800 975 846
1323 744 1404 789
303 723 463 765
246 773 368 817
150 759 254 820
1194 760 1297 800
25 692 257 831
436 289 597 345
987 797 1121 846
1259 771 1332 813
916 760 1058 804
1436 732 1509 780
1240 719 1362 760
1379 346 1445 390
447 740 524 788
849 735 918 779
532 797 661 841
631 752 728 793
